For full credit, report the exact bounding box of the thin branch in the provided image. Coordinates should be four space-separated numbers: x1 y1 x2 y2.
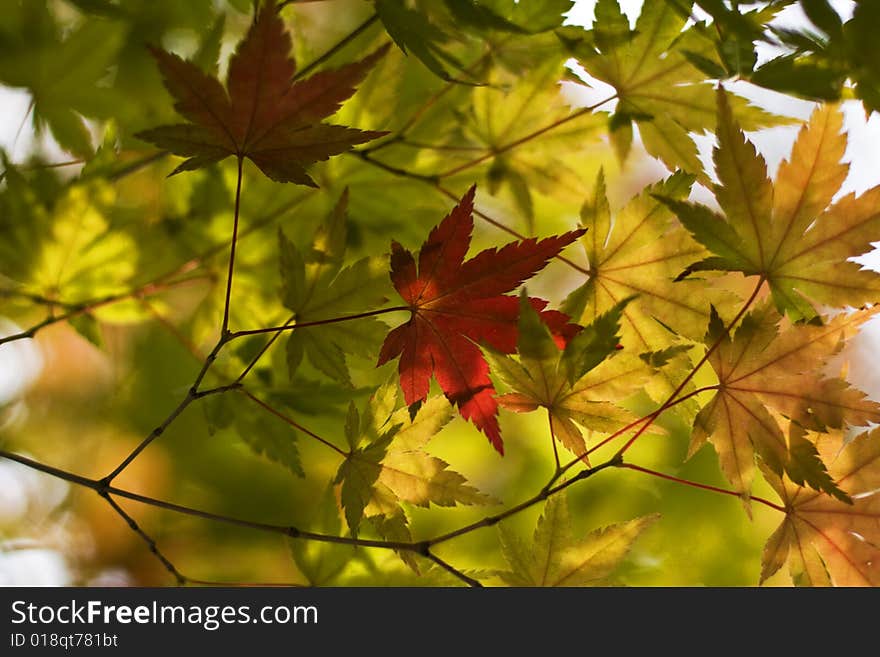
0 288 78 310
622 463 786 513
0 277 207 348
0 449 623 556
396 139 486 153
101 492 186 585
576 385 720 465
615 277 765 456
102 393 197 485
10 98 34 160
231 306 409 338
106 152 169 181
222 157 244 336
427 457 622 547
194 383 243 399
294 14 380 80
103 337 230 484
423 550 483 587
0 451 98 489
0 158 84 184
350 150 439 183
185 578 307 587
235 313 294 383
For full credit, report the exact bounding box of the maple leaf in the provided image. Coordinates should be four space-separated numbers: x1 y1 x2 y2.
561 170 734 420
203 391 303 478
335 381 494 543
377 186 585 453
561 0 780 174
498 493 658 586
0 4 124 158
691 303 880 499
563 170 723 346
761 427 880 586
484 292 658 460
279 191 391 385
455 60 605 227
661 91 880 321
136 0 388 185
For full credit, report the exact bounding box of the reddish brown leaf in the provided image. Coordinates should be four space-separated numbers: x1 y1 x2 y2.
378 186 584 453
136 0 388 185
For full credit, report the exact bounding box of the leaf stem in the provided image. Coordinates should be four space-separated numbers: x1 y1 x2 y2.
548 408 561 472
621 463 786 512
552 385 720 482
230 306 409 338
615 277 765 456
436 96 617 179
351 150 439 182
222 157 244 336
240 388 348 456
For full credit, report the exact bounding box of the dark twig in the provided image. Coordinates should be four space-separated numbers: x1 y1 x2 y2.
100 492 186 585
294 14 380 80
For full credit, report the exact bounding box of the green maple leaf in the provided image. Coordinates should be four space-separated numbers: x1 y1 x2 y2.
0 3 124 157
691 303 880 499
561 170 734 419
376 0 463 83
563 171 720 345
562 0 781 174
498 493 658 586
335 381 494 541
450 60 605 228
203 390 303 478
137 0 388 184
279 191 391 385
661 91 880 321
0 169 139 332
485 292 655 460
761 428 880 586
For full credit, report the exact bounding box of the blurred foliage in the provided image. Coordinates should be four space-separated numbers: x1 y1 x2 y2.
1 0 879 588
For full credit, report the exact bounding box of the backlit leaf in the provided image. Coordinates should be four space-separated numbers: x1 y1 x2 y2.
377 185 584 453
335 382 494 538
663 92 880 321
498 494 658 586
691 303 880 498
761 428 880 586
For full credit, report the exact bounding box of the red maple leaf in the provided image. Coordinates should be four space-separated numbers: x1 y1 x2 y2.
137 0 388 185
378 186 585 454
